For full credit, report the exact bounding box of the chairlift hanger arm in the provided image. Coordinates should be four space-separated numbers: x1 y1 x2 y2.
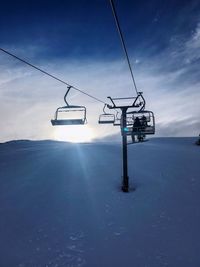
138 92 146 111
107 96 116 108
103 104 107 114
64 86 72 106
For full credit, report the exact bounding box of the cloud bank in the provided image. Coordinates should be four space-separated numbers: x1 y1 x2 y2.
0 21 200 142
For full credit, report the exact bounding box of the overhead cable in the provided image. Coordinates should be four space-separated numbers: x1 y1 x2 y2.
109 0 138 95
0 48 107 105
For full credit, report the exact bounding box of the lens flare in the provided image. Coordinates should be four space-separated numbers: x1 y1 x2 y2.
54 125 94 143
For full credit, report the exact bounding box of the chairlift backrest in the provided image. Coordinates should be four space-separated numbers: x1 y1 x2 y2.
132 114 151 122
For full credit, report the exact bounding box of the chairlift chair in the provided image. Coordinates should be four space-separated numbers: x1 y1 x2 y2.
51 86 87 126
98 104 115 124
125 110 155 135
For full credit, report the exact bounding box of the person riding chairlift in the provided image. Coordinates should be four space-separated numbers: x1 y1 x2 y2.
133 117 141 131
133 117 146 142
141 115 147 128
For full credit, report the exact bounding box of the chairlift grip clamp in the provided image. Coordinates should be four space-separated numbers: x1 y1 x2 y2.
107 96 116 108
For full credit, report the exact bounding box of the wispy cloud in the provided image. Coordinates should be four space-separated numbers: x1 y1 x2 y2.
1 20 200 142
185 22 200 58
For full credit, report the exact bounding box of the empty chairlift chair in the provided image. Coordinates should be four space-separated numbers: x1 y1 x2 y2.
51 86 87 126
98 104 115 124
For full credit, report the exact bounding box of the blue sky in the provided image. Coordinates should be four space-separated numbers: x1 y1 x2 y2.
1 0 199 60
0 0 200 141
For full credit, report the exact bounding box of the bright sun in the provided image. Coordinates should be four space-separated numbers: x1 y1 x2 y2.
53 125 94 143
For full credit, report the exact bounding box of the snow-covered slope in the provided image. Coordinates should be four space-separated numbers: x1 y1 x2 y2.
0 138 199 267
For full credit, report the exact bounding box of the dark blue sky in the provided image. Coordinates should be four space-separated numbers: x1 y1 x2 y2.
1 0 200 62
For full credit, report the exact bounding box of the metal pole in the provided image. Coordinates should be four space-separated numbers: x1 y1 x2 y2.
121 107 129 192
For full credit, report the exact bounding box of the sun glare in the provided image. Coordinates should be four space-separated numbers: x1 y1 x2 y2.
54 125 94 143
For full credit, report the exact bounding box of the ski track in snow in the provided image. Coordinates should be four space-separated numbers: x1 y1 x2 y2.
0 138 199 267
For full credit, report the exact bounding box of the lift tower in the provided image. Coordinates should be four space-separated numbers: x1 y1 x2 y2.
107 92 145 192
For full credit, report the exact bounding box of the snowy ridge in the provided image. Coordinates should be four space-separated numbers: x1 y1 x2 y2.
0 138 199 267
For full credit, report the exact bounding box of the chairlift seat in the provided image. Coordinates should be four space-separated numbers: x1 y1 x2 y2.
51 118 85 126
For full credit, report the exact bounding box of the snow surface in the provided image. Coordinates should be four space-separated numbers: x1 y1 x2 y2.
0 138 199 267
